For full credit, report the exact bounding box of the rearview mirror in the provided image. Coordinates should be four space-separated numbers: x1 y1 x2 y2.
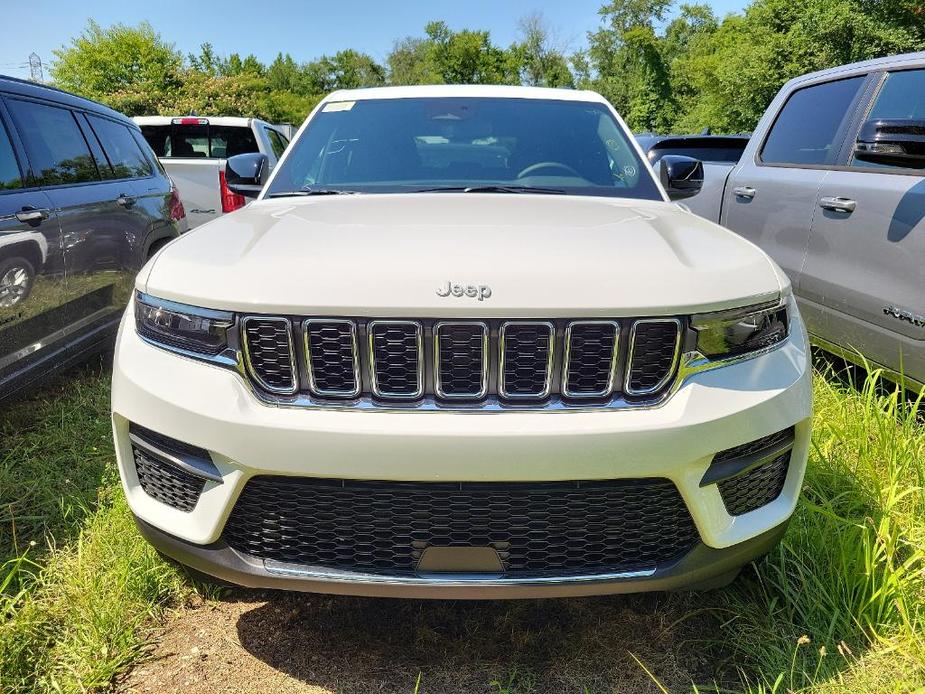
659 155 704 200
225 153 269 198
854 119 925 168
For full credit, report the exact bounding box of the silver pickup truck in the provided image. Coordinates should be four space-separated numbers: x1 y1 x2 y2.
690 51 925 392
134 116 290 228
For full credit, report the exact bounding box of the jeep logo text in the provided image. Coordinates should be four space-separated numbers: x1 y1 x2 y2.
436 281 492 301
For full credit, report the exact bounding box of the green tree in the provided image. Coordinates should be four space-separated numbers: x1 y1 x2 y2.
587 0 674 131
509 13 575 88
50 20 182 114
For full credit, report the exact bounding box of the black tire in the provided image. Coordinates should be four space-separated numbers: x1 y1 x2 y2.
0 256 36 308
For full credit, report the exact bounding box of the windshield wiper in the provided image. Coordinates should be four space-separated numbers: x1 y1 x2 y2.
413 185 566 195
266 188 359 198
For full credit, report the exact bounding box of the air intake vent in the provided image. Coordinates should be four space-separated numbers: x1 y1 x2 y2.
369 321 423 398
563 321 619 398
434 321 489 399
223 476 700 577
500 322 555 399
304 320 360 398
718 453 790 516
242 317 297 394
626 319 681 395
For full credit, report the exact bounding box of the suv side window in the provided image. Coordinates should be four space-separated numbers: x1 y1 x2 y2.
87 114 152 179
6 99 100 185
265 127 288 159
760 77 864 166
850 69 925 170
0 119 22 190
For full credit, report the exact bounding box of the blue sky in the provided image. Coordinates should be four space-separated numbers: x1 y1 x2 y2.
2 0 747 79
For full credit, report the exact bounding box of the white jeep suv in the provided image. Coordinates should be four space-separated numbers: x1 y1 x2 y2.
111 86 811 598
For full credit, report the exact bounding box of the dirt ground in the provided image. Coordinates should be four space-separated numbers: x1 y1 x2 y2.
120 589 722 693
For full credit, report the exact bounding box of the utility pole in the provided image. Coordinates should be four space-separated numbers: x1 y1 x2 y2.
28 53 43 82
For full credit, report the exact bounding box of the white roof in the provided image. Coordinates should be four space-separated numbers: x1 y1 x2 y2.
324 84 609 104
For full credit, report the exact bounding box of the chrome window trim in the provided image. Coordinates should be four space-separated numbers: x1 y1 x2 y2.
367 319 424 399
302 319 361 398
433 320 490 400
561 320 621 399
624 318 682 396
240 316 299 395
498 321 555 400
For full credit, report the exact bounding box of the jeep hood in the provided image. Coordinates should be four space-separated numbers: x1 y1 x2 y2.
142 194 783 317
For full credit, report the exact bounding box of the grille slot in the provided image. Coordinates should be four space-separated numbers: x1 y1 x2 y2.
304 320 360 398
132 447 205 512
223 476 700 577
242 317 297 394
563 321 619 398
626 319 681 395
718 452 790 516
500 322 555 399
369 321 424 399
434 321 489 399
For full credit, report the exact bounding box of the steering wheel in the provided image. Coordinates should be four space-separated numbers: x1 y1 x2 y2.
517 161 582 179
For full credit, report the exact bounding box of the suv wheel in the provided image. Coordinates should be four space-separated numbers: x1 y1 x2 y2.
0 256 35 308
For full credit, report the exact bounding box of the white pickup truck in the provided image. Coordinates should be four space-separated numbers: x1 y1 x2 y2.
134 116 291 228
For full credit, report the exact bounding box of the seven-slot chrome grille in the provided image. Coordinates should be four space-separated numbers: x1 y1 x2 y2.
240 317 683 407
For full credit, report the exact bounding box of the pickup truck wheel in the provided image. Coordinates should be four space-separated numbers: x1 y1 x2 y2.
0 256 35 308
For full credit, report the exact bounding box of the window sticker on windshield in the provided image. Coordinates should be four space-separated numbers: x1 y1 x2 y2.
322 101 356 112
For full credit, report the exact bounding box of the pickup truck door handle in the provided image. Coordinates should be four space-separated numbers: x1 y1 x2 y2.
117 194 136 208
14 207 49 224
733 186 756 199
819 196 856 213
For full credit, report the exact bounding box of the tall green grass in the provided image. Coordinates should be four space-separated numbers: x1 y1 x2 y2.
0 366 187 693
710 367 925 691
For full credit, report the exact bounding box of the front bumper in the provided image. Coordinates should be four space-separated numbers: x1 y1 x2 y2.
137 515 790 599
112 311 812 597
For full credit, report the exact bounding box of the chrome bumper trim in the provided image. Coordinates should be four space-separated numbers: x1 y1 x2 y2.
262 560 656 585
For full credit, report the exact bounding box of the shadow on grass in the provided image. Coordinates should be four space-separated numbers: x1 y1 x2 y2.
228 589 716 693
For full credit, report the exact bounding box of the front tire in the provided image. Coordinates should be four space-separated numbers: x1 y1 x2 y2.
0 256 36 308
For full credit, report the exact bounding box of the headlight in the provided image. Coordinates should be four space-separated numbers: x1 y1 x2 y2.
692 300 789 360
135 292 233 355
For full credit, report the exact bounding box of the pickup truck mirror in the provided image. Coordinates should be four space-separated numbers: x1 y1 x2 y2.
854 119 925 168
225 153 269 198
659 155 704 201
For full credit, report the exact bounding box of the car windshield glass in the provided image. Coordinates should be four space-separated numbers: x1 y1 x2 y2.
266 97 661 200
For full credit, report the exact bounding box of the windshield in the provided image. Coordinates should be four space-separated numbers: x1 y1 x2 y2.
266 97 661 200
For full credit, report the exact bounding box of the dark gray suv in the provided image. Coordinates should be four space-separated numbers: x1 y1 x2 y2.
0 76 187 401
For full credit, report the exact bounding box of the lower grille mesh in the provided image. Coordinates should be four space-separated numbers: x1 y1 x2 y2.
223 476 700 577
718 453 790 516
133 447 205 512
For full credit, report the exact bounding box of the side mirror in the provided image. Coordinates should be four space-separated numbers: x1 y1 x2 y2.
855 119 925 168
225 153 269 198
659 155 704 200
